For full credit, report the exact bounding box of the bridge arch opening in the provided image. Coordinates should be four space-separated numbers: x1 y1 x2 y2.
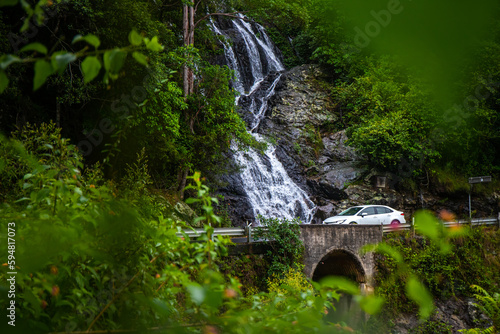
312 249 366 283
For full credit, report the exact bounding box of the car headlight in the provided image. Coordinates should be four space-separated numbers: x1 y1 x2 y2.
324 219 346 224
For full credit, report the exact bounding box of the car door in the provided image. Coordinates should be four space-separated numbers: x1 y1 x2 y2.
358 207 378 224
375 206 392 225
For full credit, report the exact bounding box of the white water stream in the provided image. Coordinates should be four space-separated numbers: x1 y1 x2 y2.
211 17 316 224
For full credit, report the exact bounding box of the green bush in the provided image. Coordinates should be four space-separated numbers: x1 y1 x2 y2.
0 122 82 202
254 216 304 279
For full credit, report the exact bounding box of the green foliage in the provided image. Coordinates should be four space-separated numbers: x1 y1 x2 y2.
1 131 384 333
254 216 304 278
0 28 164 92
465 285 500 333
217 254 269 295
293 141 302 154
268 266 312 296
125 61 259 190
240 0 311 64
373 223 500 318
409 318 453 334
266 0 500 178
213 195 233 228
304 124 324 158
336 58 440 172
185 171 222 227
131 70 186 140
0 122 82 202
363 211 491 320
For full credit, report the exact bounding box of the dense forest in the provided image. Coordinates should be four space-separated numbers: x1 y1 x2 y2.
1 0 499 333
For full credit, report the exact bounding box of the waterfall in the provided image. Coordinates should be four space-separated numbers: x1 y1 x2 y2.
211 17 316 224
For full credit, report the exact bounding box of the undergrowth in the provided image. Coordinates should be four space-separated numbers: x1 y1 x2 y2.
375 228 500 316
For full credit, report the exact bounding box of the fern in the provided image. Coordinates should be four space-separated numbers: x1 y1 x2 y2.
467 285 500 333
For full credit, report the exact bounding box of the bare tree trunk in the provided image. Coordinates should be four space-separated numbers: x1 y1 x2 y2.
189 6 194 45
177 167 189 200
179 4 194 199
183 4 189 98
188 5 195 95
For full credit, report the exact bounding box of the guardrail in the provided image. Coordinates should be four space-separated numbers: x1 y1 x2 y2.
179 227 247 238
176 227 268 242
383 217 499 233
178 216 499 241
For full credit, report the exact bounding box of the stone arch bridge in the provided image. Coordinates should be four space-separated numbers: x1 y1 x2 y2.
299 225 383 286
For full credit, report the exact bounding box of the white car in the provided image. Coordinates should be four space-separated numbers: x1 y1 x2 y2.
323 205 406 225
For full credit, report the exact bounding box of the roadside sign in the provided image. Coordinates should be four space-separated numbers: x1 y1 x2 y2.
468 176 492 219
468 176 492 184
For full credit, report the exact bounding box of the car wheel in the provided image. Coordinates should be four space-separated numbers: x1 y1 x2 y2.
390 219 400 225
349 222 357 225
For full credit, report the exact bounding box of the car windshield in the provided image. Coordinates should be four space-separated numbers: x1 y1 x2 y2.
337 207 363 216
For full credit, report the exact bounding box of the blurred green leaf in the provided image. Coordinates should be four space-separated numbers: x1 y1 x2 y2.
81 56 101 83
320 276 358 295
406 276 434 319
358 295 384 315
52 52 77 74
72 34 101 49
146 36 164 52
33 59 53 91
128 30 143 46
187 284 205 305
414 211 440 241
184 197 198 204
20 42 48 55
205 289 223 309
104 49 127 74
132 52 148 66
0 54 21 70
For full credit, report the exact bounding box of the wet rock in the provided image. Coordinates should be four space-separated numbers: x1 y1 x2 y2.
258 65 366 210
321 162 366 189
307 179 347 201
467 298 493 329
217 171 254 227
312 203 336 224
170 201 198 225
389 297 481 333
322 130 360 162
265 66 337 129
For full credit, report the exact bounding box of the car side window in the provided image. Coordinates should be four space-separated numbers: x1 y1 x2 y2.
360 207 376 216
375 207 391 214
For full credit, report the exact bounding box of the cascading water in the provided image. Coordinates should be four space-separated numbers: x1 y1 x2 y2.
211 17 316 224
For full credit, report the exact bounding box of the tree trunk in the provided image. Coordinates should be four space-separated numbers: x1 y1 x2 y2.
183 4 189 98
177 167 189 200
179 4 194 199
188 5 195 95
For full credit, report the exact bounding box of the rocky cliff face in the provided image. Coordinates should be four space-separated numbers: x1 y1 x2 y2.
220 64 499 225
268 65 497 221
259 64 369 223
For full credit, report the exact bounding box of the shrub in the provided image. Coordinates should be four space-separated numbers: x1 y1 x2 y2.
255 216 304 279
